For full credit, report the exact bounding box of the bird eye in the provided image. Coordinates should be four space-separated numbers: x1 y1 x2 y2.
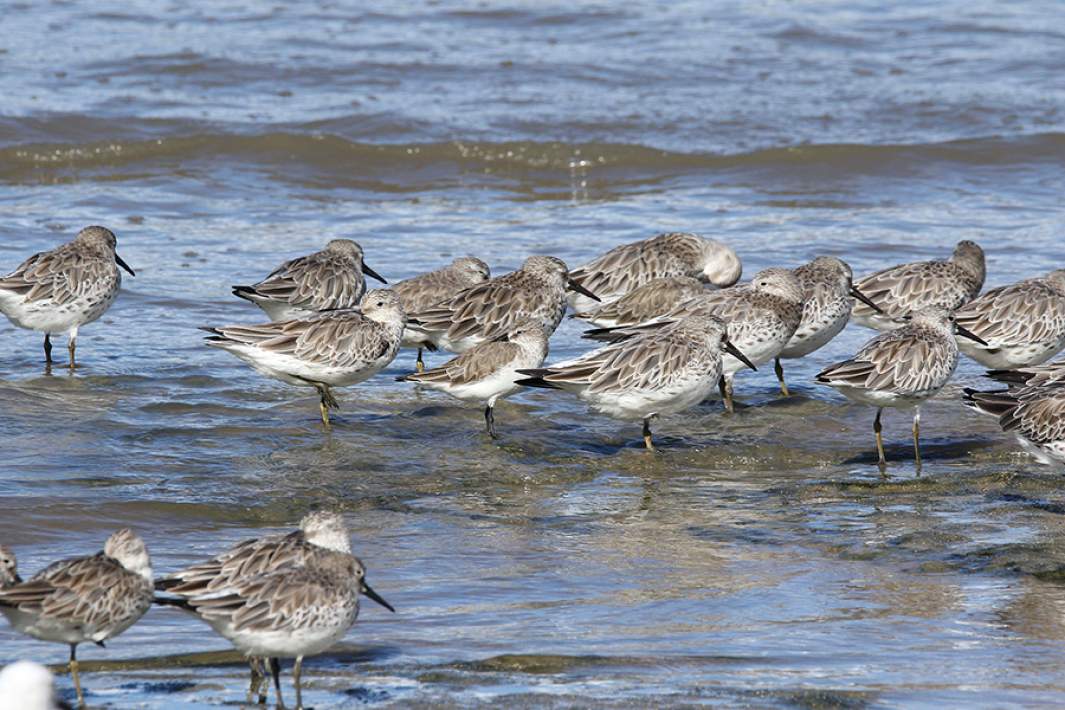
376 301 383 307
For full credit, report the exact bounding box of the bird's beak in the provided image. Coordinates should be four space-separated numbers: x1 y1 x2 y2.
724 339 757 371
955 324 988 346
362 263 388 284
567 279 600 302
849 286 882 313
115 253 136 276
361 581 395 612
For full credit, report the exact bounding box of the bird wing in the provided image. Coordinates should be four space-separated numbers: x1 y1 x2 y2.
246 253 361 311
955 280 1065 344
407 340 520 385
817 329 952 394
853 261 974 318
413 277 540 341
207 313 392 367
0 243 112 306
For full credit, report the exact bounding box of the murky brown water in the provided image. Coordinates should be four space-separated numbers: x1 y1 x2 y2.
2 0 1065 707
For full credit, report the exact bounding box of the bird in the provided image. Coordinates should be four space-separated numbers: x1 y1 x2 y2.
154 512 393 710
203 289 405 427
815 307 988 469
406 255 598 353
397 321 550 438
583 268 805 413
392 257 491 372
0 661 67 710
774 256 883 396
566 232 742 312
850 240 985 330
516 314 757 450
232 239 387 322
569 276 706 329
963 381 1065 467
0 226 135 369
0 546 19 588
0 530 154 707
952 269 1065 369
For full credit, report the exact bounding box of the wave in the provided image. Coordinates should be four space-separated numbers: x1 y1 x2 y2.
1 131 1062 186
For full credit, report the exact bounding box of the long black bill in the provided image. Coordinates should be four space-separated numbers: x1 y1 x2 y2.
361 581 395 612
955 323 988 346
115 253 136 276
567 279 601 303
362 263 388 284
724 340 758 371
849 286 882 313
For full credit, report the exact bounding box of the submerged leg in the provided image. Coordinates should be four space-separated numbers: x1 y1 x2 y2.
484 404 498 439
68 326 78 369
293 656 304 710
313 383 340 427
774 357 789 397
269 657 284 708
642 417 655 451
874 407 886 468
912 406 922 471
44 334 53 364
69 644 84 707
416 347 425 374
249 657 267 704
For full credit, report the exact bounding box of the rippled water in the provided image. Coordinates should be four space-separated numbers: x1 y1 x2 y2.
2 0 1065 707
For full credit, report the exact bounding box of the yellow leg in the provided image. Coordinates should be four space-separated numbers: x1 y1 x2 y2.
912 407 922 471
68 339 77 369
774 357 789 397
642 418 655 451
294 656 304 710
69 644 84 707
416 348 425 374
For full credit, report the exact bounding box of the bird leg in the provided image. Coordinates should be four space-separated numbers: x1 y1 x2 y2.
484 404 499 439
719 375 735 414
416 347 425 374
874 407 886 468
293 656 304 710
774 357 790 397
248 657 267 704
69 644 84 707
44 334 53 364
269 657 284 708
912 407 922 473
313 383 340 427
67 327 78 369
642 417 655 451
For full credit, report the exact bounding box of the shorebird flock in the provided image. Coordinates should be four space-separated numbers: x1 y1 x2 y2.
1 226 1065 705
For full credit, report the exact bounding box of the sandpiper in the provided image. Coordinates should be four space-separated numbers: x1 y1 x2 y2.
583 268 804 413
0 226 135 368
0 530 153 706
570 276 706 329
406 256 598 353
816 307 987 468
851 240 985 330
516 314 756 450
397 321 549 438
155 512 393 710
963 381 1065 466
953 269 1065 369
567 232 742 312
392 257 491 372
774 256 883 396
232 239 387 322
204 289 405 427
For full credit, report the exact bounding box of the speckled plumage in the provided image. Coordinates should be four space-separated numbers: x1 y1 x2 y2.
517 314 743 448
0 545 21 588
399 322 549 437
817 307 968 467
567 232 741 312
205 289 405 425
407 256 583 353
394 257 491 369
232 239 387 321
851 240 985 330
155 512 392 709
964 382 1065 466
0 226 134 367
953 269 1065 369
571 276 706 329
0 530 153 704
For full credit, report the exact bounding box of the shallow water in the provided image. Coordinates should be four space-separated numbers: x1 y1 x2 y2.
2 0 1065 707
